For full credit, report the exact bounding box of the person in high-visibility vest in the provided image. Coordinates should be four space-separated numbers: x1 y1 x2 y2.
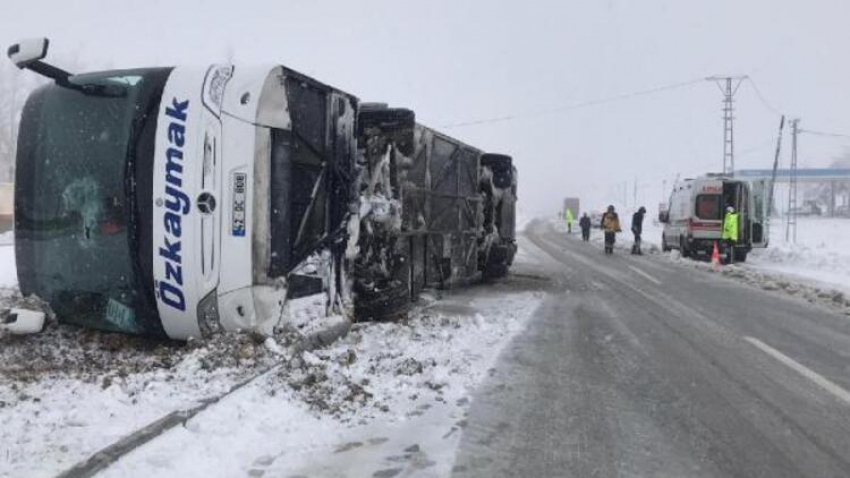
722 205 739 264
564 208 574 234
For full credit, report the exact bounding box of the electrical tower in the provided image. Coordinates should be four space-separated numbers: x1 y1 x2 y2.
706 76 748 176
785 118 800 243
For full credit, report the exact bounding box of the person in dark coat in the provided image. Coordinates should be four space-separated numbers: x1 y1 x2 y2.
631 206 646 255
579 213 592 242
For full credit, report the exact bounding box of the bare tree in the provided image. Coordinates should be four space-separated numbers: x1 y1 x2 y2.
0 61 43 182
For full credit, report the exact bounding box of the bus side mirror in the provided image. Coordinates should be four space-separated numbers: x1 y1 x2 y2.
8 38 49 67
7 38 72 85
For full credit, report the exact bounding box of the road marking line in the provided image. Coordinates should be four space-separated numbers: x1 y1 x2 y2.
628 266 662 285
744 336 850 406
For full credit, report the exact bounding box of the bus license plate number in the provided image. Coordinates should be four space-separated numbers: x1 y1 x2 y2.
232 172 247 237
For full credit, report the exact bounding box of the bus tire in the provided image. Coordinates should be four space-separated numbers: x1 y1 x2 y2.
661 234 671 252
355 282 411 322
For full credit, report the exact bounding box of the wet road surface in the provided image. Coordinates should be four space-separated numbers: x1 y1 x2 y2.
452 220 850 478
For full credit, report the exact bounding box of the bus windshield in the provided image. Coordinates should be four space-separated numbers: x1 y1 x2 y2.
15 68 171 335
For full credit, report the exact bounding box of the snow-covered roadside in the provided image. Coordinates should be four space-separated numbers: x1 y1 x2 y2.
632 216 850 297
0 234 545 478
746 218 850 295
0 231 15 288
0 230 332 478
0 323 296 478
560 212 850 297
99 283 544 478
548 216 850 316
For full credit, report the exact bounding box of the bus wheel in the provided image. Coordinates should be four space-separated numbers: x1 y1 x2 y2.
354 281 411 321
661 234 671 252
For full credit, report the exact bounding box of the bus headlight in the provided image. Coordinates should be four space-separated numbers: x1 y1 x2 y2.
197 289 222 337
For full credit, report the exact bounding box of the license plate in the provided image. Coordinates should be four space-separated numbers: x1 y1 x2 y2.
105 298 137 331
232 172 247 237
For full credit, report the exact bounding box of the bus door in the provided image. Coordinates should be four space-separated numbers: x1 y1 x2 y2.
722 181 748 244
749 179 769 247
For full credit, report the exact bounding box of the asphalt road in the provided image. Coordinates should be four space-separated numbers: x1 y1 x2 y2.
451 220 850 478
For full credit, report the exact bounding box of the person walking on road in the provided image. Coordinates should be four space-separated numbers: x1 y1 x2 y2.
579 212 592 242
631 206 646 255
722 205 739 264
600 205 621 254
564 208 574 234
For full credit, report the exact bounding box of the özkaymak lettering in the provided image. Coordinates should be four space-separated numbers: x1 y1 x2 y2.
158 98 190 311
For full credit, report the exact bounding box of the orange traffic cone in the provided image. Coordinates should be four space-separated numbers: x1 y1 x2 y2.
711 241 721 271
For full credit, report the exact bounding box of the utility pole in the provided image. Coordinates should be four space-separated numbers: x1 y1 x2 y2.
706 76 748 176
766 116 785 242
768 115 786 217
785 118 800 243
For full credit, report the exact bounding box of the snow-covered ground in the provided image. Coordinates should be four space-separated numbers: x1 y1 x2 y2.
0 231 14 288
747 218 850 295
0 232 545 478
101 285 542 478
0 322 294 478
632 215 850 295
5 211 848 477
557 212 850 309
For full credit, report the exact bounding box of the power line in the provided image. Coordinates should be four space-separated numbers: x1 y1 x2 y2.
736 138 778 157
799 128 850 140
746 77 783 116
439 77 705 129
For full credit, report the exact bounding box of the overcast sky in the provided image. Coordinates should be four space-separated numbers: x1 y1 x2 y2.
4 0 850 216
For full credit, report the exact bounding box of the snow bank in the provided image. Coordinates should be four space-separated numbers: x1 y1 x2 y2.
1 238 545 478
748 218 850 294
99 286 544 478
0 322 297 478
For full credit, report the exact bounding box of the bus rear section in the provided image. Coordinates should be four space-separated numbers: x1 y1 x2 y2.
353 109 484 318
353 106 518 320
479 153 517 279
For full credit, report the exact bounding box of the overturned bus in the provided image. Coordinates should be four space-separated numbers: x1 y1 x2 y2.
7 38 517 339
